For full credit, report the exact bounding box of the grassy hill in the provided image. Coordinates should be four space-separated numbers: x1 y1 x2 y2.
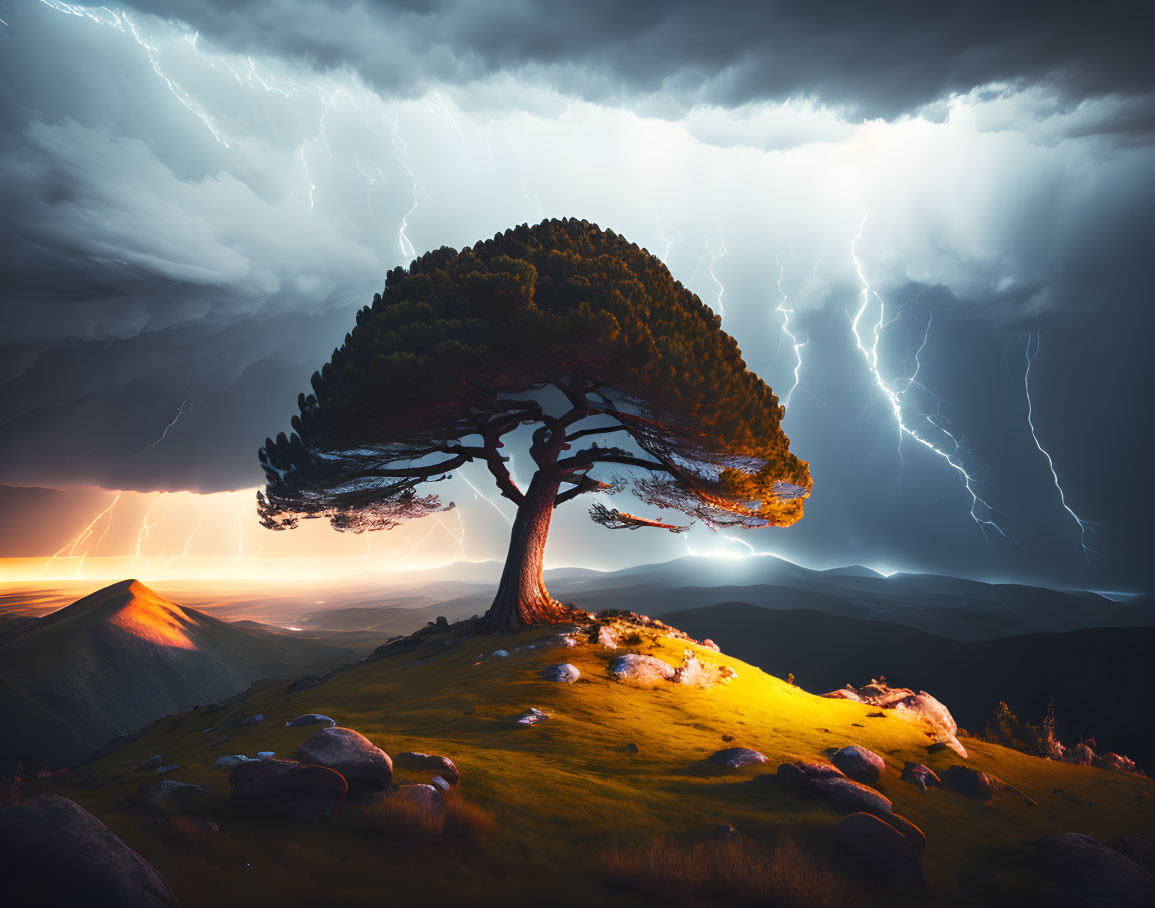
30 614 1155 907
0 581 359 771
663 602 1155 768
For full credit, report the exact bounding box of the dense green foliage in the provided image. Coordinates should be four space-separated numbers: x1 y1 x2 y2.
259 218 810 535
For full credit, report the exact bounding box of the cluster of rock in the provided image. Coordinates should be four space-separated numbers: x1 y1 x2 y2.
607 649 735 689
823 678 967 758
1059 739 1140 774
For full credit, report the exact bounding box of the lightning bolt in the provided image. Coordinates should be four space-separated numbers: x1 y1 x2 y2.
774 253 805 408
137 399 192 453
705 231 726 318
43 490 122 571
391 124 419 260
459 471 513 524
130 495 167 569
433 512 468 559
850 214 1008 540
1024 332 1095 559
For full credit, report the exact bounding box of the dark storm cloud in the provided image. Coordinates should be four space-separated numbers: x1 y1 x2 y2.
123 0 1155 120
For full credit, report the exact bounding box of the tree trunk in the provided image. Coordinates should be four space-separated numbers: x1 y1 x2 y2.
480 470 572 633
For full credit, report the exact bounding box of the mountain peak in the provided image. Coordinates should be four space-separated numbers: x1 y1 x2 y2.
50 578 198 650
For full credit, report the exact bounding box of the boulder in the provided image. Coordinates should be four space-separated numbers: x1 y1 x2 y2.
944 765 1003 802
391 752 461 788
597 626 618 649
256 751 276 760
1036 833 1155 908
902 762 942 791
831 745 886 784
240 713 264 727
214 754 256 770
490 649 510 659
292 727 393 794
542 663 580 684
675 654 705 687
508 708 551 726
822 679 965 757
609 653 676 685
0 794 180 907
775 761 894 816
1109 837 1155 875
137 780 212 817
1096 752 1138 774
708 747 768 770
393 784 443 815
229 759 347 821
884 813 927 855
284 714 336 729
836 812 924 885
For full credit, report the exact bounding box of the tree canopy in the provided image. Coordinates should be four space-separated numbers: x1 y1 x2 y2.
257 217 811 543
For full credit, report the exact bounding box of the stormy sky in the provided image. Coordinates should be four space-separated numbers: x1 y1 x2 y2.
1 0 1153 591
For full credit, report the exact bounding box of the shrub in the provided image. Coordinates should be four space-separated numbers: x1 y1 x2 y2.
362 791 495 846
603 837 859 907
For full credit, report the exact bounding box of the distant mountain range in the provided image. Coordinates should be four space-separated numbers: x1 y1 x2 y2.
0 580 358 771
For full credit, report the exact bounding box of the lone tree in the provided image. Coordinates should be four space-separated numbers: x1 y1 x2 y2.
258 219 811 632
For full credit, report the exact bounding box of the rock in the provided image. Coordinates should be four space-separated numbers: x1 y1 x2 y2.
822 687 865 701
902 762 942 791
776 761 894 816
292 727 393 794
284 714 336 728
154 764 179 774
138 754 163 770
391 752 461 788
509 708 551 726
1095 752 1137 774
1066 742 1097 765
885 813 927 855
393 784 443 815
944 765 1003 802
214 754 256 770
1109 837 1155 875
823 679 965 756
229 759 348 821
713 824 741 843
240 713 264 726
597 626 618 649
1036 833 1155 908
137 780 212 817
702 638 721 652
831 745 886 784
430 776 451 792
491 649 510 659
256 751 276 760
542 663 580 683
836 812 924 885
626 742 639 753
708 747 768 770
0 794 180 907
609 653 676 685
675 654 705 687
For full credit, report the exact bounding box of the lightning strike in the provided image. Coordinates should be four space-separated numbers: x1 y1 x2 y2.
774 253 805 408
1023 332 1096 559
392 124 419 260
130 495 167 569
138 399 192 453
460 471 513 524
705 231 727 318
850 215 1008 540
44 490 122 571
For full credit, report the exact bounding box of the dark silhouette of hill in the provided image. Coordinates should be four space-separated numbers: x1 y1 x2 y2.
544 555 1155 641
664 601 1155 768
0 580 358 772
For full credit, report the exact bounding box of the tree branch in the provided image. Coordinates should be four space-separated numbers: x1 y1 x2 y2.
566 423 629 442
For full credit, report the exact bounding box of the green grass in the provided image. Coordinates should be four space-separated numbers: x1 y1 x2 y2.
36 621 1155 907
